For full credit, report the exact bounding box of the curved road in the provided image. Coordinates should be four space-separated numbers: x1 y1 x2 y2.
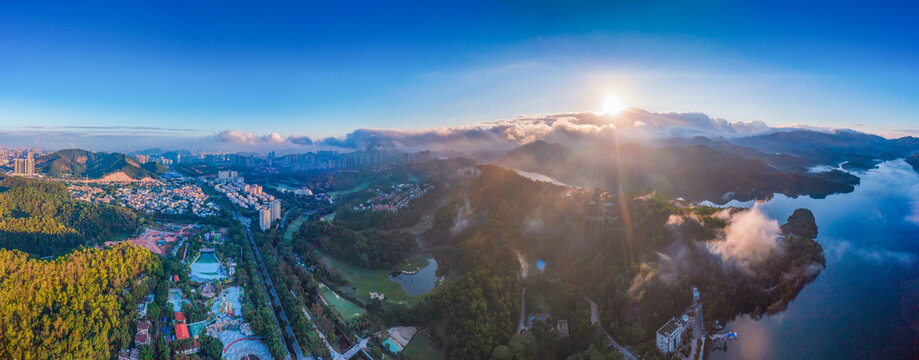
587 298 637 360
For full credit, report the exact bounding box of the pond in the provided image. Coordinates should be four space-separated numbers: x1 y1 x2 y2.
390 258 440 296
709 160 919 359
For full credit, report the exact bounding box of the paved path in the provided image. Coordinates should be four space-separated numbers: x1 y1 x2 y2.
300 305 344 360
517 287 527 334
587 298 637 360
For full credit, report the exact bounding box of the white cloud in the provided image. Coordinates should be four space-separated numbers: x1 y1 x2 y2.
707 205 782 270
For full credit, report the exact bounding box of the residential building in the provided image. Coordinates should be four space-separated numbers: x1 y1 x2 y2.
557 320 569 338
134 320 151 346
656 315 689 354
269 200 281 221
13 158 34 176
259 207 271 231
217 170 238 182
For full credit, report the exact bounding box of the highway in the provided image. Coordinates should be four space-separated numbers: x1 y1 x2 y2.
237 215 312 360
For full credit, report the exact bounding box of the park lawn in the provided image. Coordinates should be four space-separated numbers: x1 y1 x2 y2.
394 255 430 273
401 330 446 360
318 283 366 321
283 215 308 241
327 181 370 197
320 252 418 305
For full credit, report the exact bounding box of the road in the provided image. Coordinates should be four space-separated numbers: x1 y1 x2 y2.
237 215 312 360
587 298 637 360
517 287 527 334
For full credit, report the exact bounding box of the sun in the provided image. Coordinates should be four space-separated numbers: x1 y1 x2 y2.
601 95 626 116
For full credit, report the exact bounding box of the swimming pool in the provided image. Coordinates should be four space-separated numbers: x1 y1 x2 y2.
190 252 226 281
383 338 403 353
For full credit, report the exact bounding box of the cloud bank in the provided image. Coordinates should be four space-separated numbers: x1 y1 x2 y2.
707 205 782 270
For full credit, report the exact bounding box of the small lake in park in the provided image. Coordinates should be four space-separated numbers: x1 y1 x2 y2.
390 258 440 296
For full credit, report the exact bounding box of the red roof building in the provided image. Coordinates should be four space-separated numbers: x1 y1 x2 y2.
174 311 186 322
175 323 189 340
173 275 179 282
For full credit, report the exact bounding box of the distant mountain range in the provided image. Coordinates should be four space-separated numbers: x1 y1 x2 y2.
36 149 162 180
493 128 919 203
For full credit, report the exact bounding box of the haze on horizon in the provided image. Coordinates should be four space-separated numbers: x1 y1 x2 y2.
1 0 918 152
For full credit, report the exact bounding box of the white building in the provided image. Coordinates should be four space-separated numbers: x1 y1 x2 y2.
259 207 271 231
294 187 313 196
656 315 689 354
269 200 281 222
217 170 239 182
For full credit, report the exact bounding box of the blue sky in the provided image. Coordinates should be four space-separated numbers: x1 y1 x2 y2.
1 0 918 150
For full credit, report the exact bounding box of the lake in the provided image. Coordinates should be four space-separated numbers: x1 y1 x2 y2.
709 160 919 359
390 258 440 296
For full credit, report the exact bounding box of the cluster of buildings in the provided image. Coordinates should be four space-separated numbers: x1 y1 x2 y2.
116 180 220 217
119 285 155 360
209 172 276 210
67 184 114 204
656 286 703 355
135 154 174 165
1 147 41 167
352 183 433 212
267 149 436 171
2 148 38 176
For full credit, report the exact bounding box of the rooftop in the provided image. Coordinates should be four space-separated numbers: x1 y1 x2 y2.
175 323 189 340
657 316 686 337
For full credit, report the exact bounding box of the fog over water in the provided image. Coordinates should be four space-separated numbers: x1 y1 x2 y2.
709 160 919 359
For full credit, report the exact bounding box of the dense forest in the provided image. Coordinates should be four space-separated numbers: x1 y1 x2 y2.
0 175 141 255
0 243 158 360
406 164 826 359
294 221 414 269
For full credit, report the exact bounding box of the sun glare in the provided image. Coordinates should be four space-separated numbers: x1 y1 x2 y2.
601 95 626 116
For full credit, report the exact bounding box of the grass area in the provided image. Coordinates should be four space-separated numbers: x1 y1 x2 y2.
320 212 336 222
401 330 446 360
319 283 366 321
319 252 420 305
395 255 430 273
282 215 308 241
327 181 370 197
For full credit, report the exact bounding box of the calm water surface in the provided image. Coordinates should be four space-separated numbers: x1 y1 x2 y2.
710 160 919 359
390 258 439 296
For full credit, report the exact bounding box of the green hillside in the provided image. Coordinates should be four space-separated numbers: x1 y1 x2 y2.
35 149 159 179
0 175 141 256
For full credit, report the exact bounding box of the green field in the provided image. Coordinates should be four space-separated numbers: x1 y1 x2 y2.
395 255 430 273
401 330 446 360
327 181 370 197
283 215 308 241
320 252 420 305
319 283 366 320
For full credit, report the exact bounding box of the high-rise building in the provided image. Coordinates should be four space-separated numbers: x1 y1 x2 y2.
13 158 34 176
269 200 281 222
136 154 148 164
259 207 271 231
